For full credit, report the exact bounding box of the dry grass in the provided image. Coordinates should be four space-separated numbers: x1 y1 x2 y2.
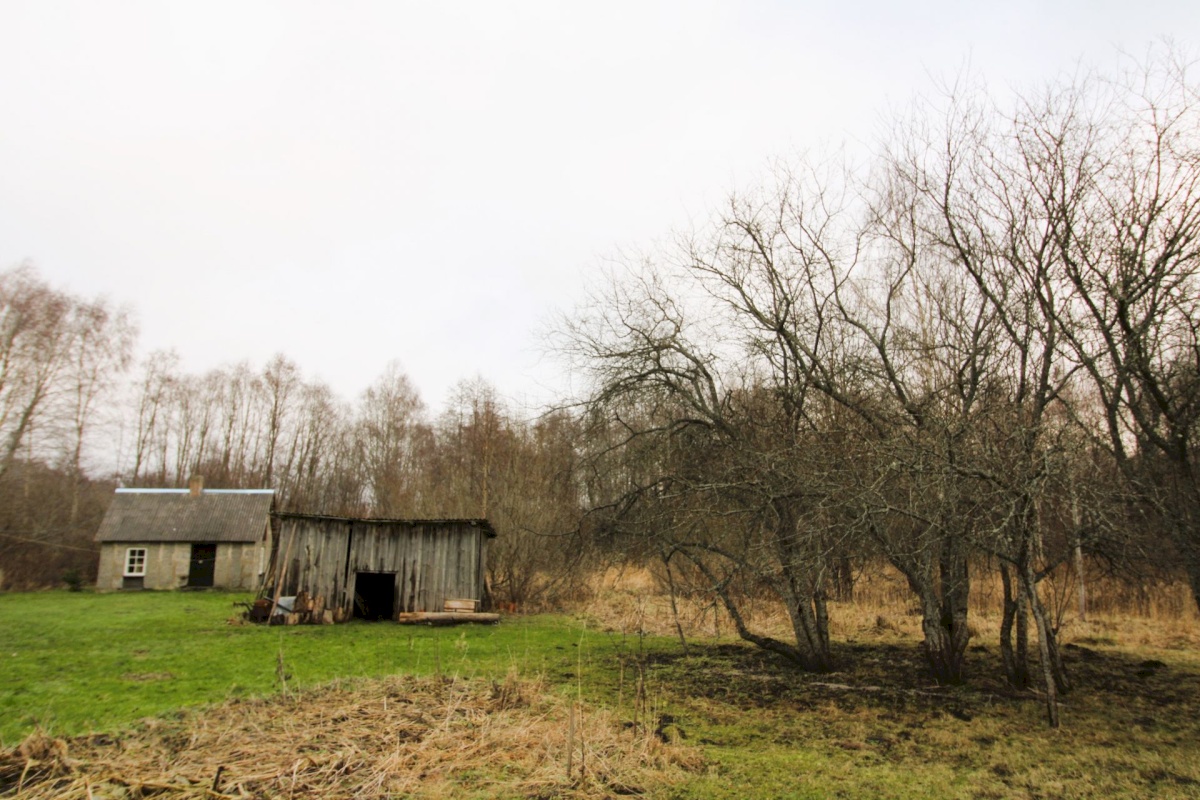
579 563 1200 654
1 672 702 799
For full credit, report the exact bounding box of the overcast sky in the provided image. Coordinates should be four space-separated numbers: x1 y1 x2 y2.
1 1 1196 414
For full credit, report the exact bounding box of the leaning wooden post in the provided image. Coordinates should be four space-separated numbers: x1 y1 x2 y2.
271 524 297 618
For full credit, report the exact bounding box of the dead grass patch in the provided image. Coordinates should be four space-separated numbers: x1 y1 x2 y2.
578 563 1200 655
1 673 702 799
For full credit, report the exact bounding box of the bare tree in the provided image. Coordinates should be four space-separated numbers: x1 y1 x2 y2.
261 354 300 488
562 170 867 672
0 265 131 588
275 380 347 512
127 351 178 485
870 76 1094 714
58 298 134 518
0 266 76 480
355 361 428 515
1050 50 1200 614
430 380 590 607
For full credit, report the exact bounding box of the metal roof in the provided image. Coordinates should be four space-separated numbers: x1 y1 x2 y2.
273 512 497 538
95 490 275 543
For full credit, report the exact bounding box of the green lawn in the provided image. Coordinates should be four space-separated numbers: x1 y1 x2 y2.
5 591 1200 798
0 590 638 744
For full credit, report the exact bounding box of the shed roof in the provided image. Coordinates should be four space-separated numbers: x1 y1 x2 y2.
95 489 274 544
273 512 497 538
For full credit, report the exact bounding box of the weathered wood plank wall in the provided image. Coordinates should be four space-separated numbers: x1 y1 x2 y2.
277 517 351 610
271 516 491 618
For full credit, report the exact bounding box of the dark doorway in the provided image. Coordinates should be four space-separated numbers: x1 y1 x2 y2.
353 572 396 621
188 543 217 587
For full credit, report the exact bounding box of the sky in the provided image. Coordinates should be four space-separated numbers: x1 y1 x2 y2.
1 1 1196 415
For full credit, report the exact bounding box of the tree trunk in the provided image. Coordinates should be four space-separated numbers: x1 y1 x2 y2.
688 552 832 672
726 586 832 671
904 581 968 685
920 612 962 685
661 553 688 652
913 550 970 686
999 563 1025 688
783 593 834 673
1021 563 1068 727
773 501 834 672
1016 577 1030 685
778 567 834 672
999 562 1031 688
830 556 855 602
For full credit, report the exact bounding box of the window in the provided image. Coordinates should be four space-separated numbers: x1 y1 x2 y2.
124 548 147 577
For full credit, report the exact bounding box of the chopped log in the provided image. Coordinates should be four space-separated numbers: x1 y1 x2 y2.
321 610 334 625
294 591 312 613
397 612 500 625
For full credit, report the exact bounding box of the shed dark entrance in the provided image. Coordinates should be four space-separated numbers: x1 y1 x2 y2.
353 572 396 621
188 543 217 587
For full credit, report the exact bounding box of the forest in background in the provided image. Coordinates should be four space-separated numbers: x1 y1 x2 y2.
0 280 590 609
1 47 1199 728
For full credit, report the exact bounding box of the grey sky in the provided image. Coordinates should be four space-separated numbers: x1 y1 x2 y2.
1 1 1195 412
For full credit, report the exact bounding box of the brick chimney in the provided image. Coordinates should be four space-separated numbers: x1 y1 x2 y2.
188 475 204 497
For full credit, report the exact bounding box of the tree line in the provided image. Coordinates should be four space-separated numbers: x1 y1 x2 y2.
0 271 589 607
560 48 1200 726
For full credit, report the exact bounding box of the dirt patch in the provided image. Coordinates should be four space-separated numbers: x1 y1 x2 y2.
644 638 1200 725
1 674 702 799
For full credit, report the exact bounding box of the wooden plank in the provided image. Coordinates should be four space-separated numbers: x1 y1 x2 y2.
396 612 499 625
444 599 479 612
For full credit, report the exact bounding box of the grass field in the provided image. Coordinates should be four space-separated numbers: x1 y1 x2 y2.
3 589 1200 798
0 590 636 743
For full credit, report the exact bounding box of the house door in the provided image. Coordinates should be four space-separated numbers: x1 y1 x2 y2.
188 543 217 587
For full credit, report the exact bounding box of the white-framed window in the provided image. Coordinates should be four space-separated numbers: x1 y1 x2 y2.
124 548 147 577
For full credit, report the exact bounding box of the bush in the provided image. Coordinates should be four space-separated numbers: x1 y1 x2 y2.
62 569 85 592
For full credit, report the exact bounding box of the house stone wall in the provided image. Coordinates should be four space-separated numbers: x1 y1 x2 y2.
96 540 265 591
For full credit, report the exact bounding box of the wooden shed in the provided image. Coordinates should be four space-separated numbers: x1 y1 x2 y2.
269 513 496 621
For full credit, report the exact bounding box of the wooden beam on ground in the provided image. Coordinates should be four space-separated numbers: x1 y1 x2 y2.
396 612 500 625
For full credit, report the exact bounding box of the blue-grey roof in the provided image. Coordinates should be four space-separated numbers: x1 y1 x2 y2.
96 489 274 543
